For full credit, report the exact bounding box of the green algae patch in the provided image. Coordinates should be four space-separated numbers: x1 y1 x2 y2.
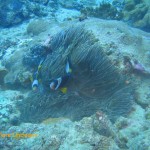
42 117 67 125
145 109 150 120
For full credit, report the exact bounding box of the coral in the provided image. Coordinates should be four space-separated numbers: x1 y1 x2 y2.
0 0 28 27
18 25 134 123
0 114 122 150
26 19 49 36
81 2 123 20
0 90 22 130
127 130 150 150
92 111 126 148
115 104 150 149
93 136 120 150
5 70 32 88
0 0 50 27
23 44 51 68
0 39 17 59
3 48 29 88
17 71 32 87
134 10 150 31
123 0 150 31
93 111 117 137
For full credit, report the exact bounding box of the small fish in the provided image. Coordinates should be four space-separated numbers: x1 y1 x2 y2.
50 58 72 93
65 59 72 73
32 79 38 91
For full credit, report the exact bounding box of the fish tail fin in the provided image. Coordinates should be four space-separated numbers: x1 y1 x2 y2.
60 87 67 94
65 58 72 73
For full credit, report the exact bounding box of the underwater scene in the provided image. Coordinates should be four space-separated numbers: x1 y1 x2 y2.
0 0 150 149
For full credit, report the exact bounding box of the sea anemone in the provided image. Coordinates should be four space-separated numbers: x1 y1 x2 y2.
17 26 134 123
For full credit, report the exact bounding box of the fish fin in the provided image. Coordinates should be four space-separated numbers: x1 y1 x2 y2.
30 75 33 82
65 60 72 73
60 87 67 94
38 65 42 71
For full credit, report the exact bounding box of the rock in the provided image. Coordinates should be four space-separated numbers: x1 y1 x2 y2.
0 64 8 85
145 106 150 120
0 0 51 27
10 115 20 126
135 80 150 107
0 90 23 130
27 19 49 36
127 129 150 150
134 10 150 31
23 44 50 68
17 71 32 87
4 116 120 150
42 117 68 125
55 8 81 22
79 14 88 22
4 69 32 88
115 104 150 149
0 0 28 27
93 111 117 137
3 46 31 88
115 117 129 130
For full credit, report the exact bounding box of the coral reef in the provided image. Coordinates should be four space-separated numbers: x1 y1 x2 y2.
80 0 150 32
115 104 150 149
0 114 121 150
0 0 149 33
0 90 23 130
4 50 30 88
0 0 52 27
1 93 149 150
0 16 149 149
127 130 150 150
0 39 17 59
0 0 26 27
81 2 123 20
122 0 150 32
